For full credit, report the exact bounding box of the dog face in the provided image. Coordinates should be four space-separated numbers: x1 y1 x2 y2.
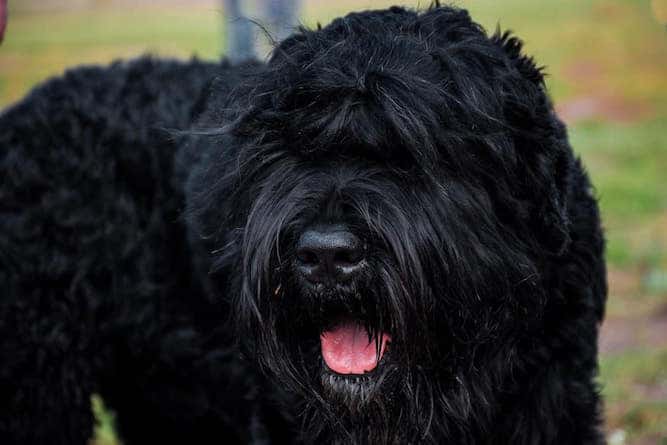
188 6 575 442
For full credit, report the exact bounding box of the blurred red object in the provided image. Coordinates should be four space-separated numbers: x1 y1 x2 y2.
0 0 6 43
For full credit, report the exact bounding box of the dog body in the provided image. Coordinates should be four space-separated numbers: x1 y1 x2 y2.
0 6 606 444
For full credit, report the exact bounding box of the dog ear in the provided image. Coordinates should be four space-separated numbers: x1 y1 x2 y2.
410 9 573 255
492 30 573 255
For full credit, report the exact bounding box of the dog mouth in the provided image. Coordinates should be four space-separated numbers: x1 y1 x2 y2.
320 320 391 375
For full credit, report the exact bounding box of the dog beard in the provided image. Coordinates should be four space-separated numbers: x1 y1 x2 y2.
237 263 523 444
253 268 446 444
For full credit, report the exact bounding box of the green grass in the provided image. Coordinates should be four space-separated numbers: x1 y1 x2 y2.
2 1 666 444
600 349 667 441
0 5 224 106
91 395 121 445
571 120 667 268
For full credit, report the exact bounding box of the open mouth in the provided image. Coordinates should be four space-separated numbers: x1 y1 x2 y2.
320 320 391 375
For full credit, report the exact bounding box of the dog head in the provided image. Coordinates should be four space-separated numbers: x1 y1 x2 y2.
187 5 574 442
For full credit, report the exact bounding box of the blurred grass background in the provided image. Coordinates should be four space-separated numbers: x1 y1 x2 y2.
2 0 666 444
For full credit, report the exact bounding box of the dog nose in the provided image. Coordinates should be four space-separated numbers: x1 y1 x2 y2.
296 225 364 284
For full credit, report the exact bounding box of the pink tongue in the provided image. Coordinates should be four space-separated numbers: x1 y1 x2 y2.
320 322 390 375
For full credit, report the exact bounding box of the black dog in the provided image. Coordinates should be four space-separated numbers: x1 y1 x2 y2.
0 5 607 444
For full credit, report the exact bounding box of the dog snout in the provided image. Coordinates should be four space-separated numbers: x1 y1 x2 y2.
296 225 364 284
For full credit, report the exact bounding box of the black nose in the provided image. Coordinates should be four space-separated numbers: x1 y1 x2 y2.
296 225 364 285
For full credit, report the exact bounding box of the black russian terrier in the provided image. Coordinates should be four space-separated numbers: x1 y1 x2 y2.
0 5 607 444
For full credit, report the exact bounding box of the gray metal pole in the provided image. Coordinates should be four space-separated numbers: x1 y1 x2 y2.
263 0 300 43
224 0 255 62
224 0 300 61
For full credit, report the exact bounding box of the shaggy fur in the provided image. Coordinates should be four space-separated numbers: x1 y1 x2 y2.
0 5 606 444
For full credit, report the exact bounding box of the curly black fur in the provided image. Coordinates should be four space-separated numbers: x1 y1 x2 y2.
1 5 606 445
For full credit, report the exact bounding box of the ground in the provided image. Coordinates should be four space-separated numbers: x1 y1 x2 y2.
1 1 666 444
